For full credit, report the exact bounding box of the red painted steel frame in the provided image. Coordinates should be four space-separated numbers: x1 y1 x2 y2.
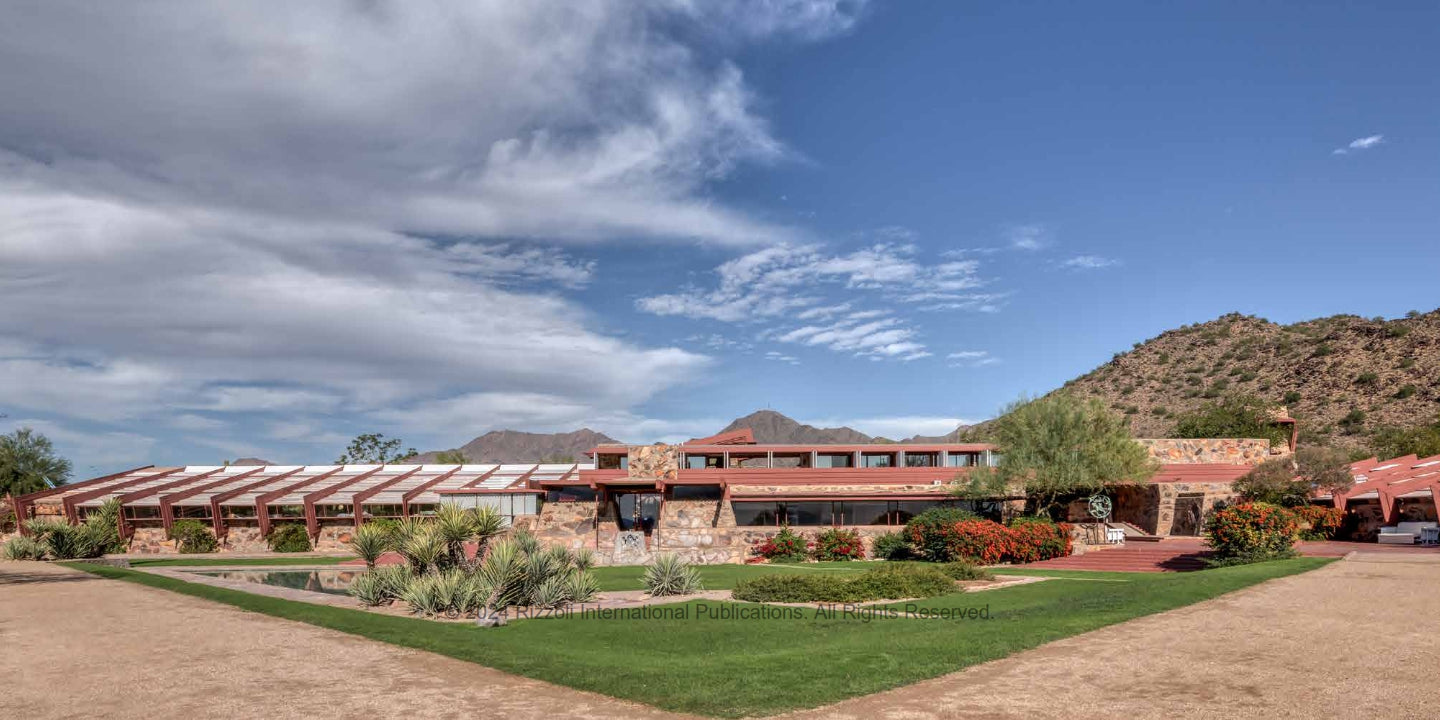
255 468 343 537
303 467 384 537
63 468 183 523
209 467 306 537
349 467 421 527
157 467 265 534
401 467 462 516
113 468 224 537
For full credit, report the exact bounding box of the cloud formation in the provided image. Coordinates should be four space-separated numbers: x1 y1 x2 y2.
0 1 866 466
1332 134 1384 155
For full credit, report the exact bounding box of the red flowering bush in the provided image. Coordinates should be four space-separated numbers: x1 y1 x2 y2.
751 527 809 563
1006 518 1073 563
934 520 1013 564
1290 505 1344 540
1205 502 1299 561
812 528 866 561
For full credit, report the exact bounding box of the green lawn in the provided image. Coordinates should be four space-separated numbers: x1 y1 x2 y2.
69 557 1329 717
590 560 873 590
127 556 354 567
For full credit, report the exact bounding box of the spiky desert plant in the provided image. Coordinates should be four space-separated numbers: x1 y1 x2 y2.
348 571 390 606
530 575 570 610
347 523 392 569
432 569 472 618
474 539 525 624
642 553 704 597
392 516 428 544
511 528 540 556
400 573 444 618
471 505 506 553
565 570 599 603
397 526 446 575
523 550 564 603
433 503 475 568
571 547 596 571
543 544 574 571
371 563 412 602
3 535 45 561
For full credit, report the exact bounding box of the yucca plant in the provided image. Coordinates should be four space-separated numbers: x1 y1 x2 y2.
530 575 571 610
434 503 475 568
348 571 390 606
397 526 446 575
3 535 45 561
565 570 599 603
511 528 540 556
474 539 525 626
371 564 412 601
523 550 564 603
392 516 429 544
642 553 704 597
571 547 596 571
431 569 472 618
471 505 506 553
347 523 392 569
400 573 445 618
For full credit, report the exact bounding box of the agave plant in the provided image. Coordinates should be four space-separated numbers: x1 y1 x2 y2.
371 564 412 601
400 574 445 618
511 528 540 556
530 575 571 610
431 569 472 618
474 539 526 625
643 553 704 597
397 526 447 575
347 523 392 569
348 571 390 606
571 547 596 571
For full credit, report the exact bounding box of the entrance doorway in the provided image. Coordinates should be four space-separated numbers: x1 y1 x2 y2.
611 492 662 534
1171 494 1204 536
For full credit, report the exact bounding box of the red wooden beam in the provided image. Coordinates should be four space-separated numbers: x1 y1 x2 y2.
303 467 384 537
157 467 265 534
349 467 421 528
209 467 305 537
14 466 155 533
458 465 506 490
63 468 182 523
401 467 462 516
114 468 225 538
256 468 343 538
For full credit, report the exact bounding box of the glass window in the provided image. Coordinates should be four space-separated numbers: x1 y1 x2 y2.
946 453 975 467
220 504 256 519
545 487 597 503
861 453 894 468
685 454 723 469
597 453 628 470
904 452 938 467
121 506 162 519
268 504 304 519
670 485 723 500
173 505 212 520
771 453 810 468
732 502 781 526
840 501 890 525
815 453 853 468
784 502 834 526
728 455 769 468
410 504 438 516
363 504 405 518
986 452 1002 467
316 504 352 518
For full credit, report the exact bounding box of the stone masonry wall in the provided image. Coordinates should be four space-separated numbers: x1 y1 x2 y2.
627 444 679 481
1138 438 1283 466
314 525 354 552
1153 481 1239 536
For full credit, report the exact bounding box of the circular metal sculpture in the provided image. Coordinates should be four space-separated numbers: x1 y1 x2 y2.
1087 494 1113 521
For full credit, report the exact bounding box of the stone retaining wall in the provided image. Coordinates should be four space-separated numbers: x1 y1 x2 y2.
1138 438 1283 466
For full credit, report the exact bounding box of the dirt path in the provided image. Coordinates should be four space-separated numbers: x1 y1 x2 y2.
3 555 1437 719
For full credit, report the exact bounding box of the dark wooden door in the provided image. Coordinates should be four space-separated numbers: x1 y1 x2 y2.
1171 494 1204 536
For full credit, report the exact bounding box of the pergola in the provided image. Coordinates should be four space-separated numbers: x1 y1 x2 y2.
12 462 591 539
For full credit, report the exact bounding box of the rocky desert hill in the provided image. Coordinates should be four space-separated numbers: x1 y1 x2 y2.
1062 310 1440 447
413 428 617 464
718 410 876 444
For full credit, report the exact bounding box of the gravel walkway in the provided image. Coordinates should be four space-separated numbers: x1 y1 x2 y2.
3 554 1436 719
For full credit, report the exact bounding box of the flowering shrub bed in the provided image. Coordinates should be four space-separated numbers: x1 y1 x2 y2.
1290 505 1344 540
812 528 865 561
906 514 1073 565
751 527 809 563
904 507 980 561
1205 502 1299 561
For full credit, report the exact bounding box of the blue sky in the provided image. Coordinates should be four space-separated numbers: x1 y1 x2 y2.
1 2 1436 476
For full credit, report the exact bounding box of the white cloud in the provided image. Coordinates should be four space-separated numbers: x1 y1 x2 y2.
1332 134 1384 155
947 350 1000 368
1059 255 1120 270
3 418 156 472
764 351 801 365
1006 224 1050 251
0 2 867 468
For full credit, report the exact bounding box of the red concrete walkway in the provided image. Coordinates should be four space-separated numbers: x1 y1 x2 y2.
1019 538 1440 572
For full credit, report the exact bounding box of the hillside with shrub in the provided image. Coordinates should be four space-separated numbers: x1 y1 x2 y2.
1060 310 1440 451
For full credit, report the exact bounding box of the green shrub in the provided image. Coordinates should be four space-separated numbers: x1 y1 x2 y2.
811 528 865 561
1204 502 1298 564
1355 372 1378 385
1339 409 1367 434
1398 358 1416 369
1394 385 1417 400
731 565 955 603
267 523 311 553
24 502 126 560
904 507 979 562
869 530 913 560
750 527 808 563
169 519 218 554
938 561 992 581
1283 391 1301 404
642 553 703 597
3 535 45 560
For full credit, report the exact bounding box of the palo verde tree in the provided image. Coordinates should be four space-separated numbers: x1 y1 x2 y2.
1233 445 1355 507
953 393 1158 516
335 433 417 465
0 427 73 497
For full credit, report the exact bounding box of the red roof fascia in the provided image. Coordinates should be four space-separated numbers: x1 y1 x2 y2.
351 467 423 525
303 467 385 536
401 467 462 515
256 468 344 537
209 467 306 537
685 429 756 446
158 467 266 533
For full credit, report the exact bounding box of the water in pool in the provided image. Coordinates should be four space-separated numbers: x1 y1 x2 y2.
196 569 361 596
